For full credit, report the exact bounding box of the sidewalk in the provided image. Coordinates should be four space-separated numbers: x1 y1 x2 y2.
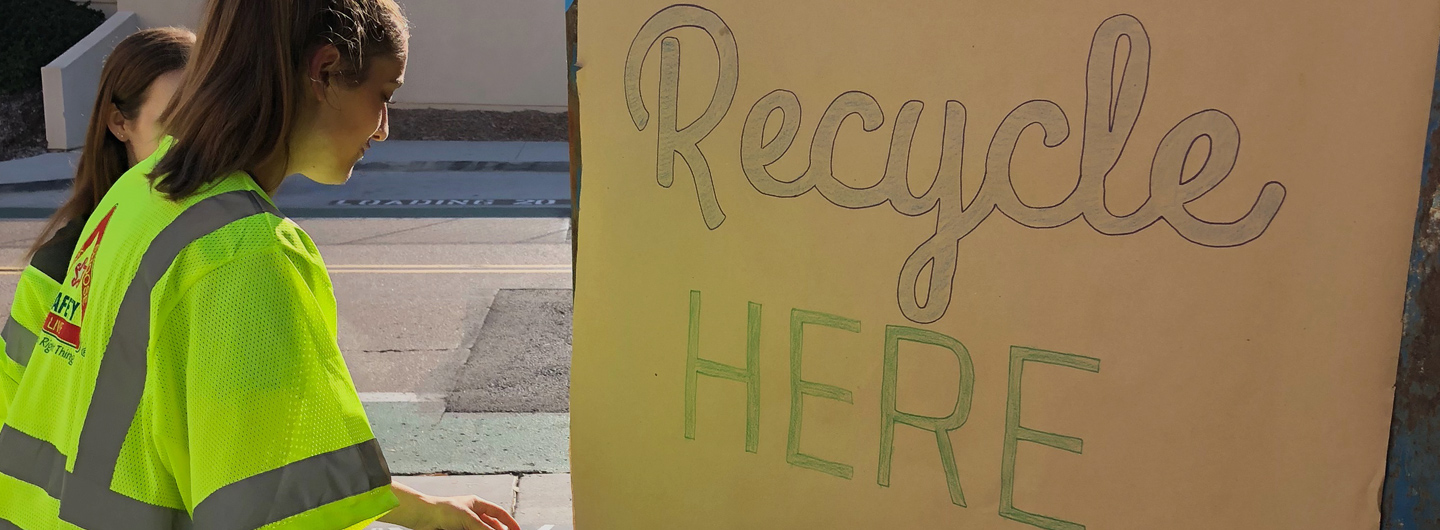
0 141 572 218
0 152 79 191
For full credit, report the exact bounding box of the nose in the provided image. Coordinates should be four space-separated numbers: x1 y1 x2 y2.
373 106 390 142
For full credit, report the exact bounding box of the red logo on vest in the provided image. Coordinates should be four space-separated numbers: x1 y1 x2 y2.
71 205 116 322
42 313 80 348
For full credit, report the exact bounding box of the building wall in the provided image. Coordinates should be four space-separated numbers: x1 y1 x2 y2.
43 12 141 149
112 0 567 111
88 0 119 16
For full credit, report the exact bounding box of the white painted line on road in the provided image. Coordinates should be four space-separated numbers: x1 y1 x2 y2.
358 392 448 403
329 269 572 274
328 264 571 275
331 264 570 269
330 198 570 207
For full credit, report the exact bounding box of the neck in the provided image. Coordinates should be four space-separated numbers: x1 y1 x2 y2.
249 151 289 196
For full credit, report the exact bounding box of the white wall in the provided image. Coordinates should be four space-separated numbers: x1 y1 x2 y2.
113 0 567 111
114 0 199 29
394 0 568 111
43 12 141 150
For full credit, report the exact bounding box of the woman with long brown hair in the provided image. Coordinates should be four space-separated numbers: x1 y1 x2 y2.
3 26 191 428
0 1 520 529
25 28 193 259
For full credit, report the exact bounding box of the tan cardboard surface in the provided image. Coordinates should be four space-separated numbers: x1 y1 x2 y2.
572 2 1440 528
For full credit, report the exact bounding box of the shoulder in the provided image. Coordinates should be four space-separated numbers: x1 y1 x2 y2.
155 189 325 307
28 217 86 282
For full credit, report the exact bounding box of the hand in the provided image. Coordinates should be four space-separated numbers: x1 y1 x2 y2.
418 494 522 530
379 480 521 530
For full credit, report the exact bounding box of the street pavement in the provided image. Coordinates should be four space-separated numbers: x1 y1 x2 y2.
0 140 577 529
0 141 572 219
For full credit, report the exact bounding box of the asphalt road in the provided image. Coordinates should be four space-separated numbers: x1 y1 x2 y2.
0 217 574 412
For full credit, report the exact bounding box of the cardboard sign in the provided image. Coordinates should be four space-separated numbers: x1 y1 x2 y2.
572 2 1440 528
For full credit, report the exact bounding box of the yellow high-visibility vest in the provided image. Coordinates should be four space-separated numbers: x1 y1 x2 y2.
0 138 398 529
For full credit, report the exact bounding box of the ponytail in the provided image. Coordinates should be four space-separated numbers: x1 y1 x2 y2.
154 0 407 200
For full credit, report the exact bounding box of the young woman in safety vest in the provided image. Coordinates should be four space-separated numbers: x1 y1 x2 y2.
2 26 192 423
0 1 520 529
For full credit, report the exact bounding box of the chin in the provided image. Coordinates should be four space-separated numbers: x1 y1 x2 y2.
327 169 355 186
326 159 358 185
301 167 354 186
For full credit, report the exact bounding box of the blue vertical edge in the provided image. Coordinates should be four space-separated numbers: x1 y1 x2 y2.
1382 31 1440 530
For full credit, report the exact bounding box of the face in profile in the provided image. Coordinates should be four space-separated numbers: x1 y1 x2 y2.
291 52 408 186
107 69 185 167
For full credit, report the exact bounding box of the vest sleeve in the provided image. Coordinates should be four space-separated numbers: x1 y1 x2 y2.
160 246 398 529
1 266 60 426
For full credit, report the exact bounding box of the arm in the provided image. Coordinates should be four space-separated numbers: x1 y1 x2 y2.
379 480 521 530
166 248 398 528
167 246 520 530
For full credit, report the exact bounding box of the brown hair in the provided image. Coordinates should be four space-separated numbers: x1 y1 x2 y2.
153 0 408 199
26 27 194 260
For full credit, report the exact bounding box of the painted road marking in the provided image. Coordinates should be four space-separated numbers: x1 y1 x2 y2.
330 199 571 207
330 264 569 270
0 265 572 276
328 268 571 274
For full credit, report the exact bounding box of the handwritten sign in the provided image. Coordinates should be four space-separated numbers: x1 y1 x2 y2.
572 1 1440 528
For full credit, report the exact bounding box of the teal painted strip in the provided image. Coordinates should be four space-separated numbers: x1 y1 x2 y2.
366 404 569 475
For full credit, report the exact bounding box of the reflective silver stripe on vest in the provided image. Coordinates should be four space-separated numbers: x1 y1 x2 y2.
0 190 277 530
0 426 190 528
1 317 36 367
0 425 67 497
192 439 391 530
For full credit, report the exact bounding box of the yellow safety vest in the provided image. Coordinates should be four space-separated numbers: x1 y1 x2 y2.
0 139 398 529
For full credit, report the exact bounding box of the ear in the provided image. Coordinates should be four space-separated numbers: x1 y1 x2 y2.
305 44 344 102
104 104 131 143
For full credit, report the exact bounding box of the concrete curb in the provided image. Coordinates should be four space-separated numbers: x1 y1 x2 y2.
0 180 71 194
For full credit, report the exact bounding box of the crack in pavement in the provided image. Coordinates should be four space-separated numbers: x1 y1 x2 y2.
332 218 459 245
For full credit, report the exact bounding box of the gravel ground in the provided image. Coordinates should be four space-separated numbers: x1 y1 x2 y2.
0 99 568 163
388 108 569 142
0 90 47 162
